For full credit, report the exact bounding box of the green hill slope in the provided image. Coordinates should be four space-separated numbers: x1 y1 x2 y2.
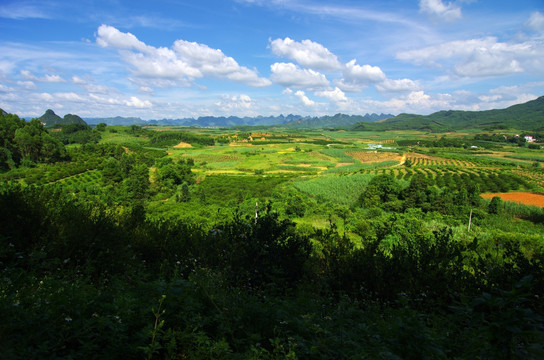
353 96 544 132
39 109 87 127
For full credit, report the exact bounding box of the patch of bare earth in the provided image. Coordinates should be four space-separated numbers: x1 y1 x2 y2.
346 151 401 163
336 162 355 167
481 192 544 207
174 142 192 148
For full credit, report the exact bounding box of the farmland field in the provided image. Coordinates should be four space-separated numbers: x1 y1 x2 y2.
481 192 544 207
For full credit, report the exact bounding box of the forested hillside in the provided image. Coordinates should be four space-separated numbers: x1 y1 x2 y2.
353 96 544 132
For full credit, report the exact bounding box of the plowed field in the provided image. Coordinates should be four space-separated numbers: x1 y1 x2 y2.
346 151 402 163
481 192 544 207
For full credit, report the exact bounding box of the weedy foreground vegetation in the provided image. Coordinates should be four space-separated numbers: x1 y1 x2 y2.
1 111 544 359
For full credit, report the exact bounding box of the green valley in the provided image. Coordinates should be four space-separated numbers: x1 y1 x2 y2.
1 105 544 359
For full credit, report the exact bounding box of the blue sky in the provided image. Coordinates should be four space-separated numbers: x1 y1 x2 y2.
0 0 543 119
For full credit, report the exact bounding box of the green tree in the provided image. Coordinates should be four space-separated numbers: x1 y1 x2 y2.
124 164 150 200
488 196 501 214
14 119 43 162
102 157 124 184
359 174 402 208
0 112 23 168
175 182 190 202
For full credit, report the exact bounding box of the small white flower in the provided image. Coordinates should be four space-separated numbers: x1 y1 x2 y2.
64 316 72 322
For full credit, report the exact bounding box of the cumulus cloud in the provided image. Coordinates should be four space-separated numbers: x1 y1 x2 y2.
269 37 342 71
345 60 386 83
314 87 347 103
270 62 330 89
377 78 419 92
337 60 386 92
125 96 152 108
419 0 461 22
397 36 543 77
96 25 271 88
215 94 254 112
96 25 148 51
295 90 316 106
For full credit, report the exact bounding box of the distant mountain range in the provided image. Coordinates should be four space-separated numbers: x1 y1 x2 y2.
353 96 544 132
12 96 543 131
83 113 393 128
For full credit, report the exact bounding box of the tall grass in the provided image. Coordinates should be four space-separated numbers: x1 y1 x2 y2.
293 173 375 205
324 160 399 174
500 200 544 222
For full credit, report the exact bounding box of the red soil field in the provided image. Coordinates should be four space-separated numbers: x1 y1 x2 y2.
481 192 544 207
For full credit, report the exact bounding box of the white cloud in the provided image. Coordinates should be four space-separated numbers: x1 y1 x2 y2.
295 90 316 106
36 93 54 102
21 70 65 83
96 25 148 51
526 11 544 32
360 91 454 114
125 96 152 108
17 80 36 89
345 60 386 83
0 83 14 92
336 80 367 93
21 70 37 81
377 78 419 92
139 86 154 93
478 94 502 102
56 92 84 101
314 87 347 103
215 94 254 112
0 4 50 20
72 75 86 84
419 0 461 22
337 60 386 92
454 53 523 77
269 37 342 71
397 36 544 77
44 74 65 83
282 88 293 95
270 62 329 89
96 25 271 88
0 61 15 75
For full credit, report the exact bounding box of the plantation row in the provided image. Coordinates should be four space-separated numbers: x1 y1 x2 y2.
361 167 532 193
405 156 477 167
